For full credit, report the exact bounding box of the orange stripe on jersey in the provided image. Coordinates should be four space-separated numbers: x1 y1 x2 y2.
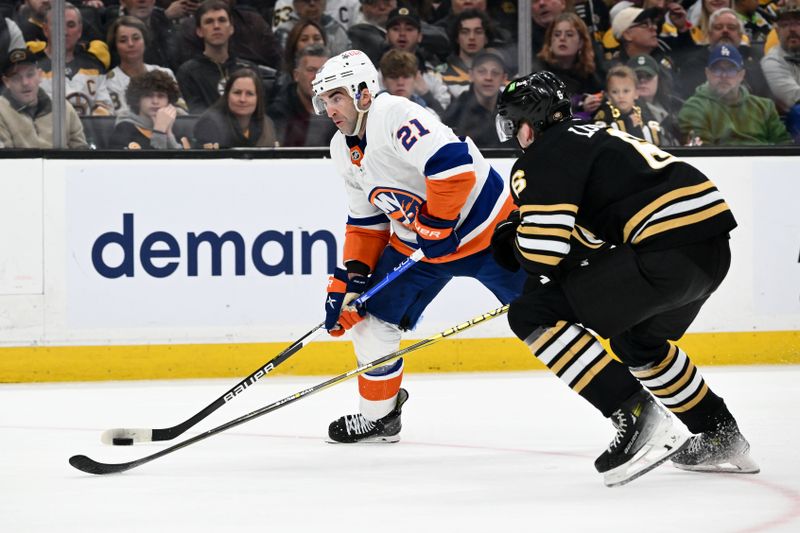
426 171 477 220
391 195 516 263
344 225 390 271
358 373 403 401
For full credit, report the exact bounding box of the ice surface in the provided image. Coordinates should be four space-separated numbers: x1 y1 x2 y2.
1 366 798 532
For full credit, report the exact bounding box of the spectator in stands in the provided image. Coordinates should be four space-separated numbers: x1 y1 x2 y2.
441 9 493 99
106 16 185 115
110 69 184 149
35 3 114 116
348 0 396 64
379 49 439 115
384 7 450 111
608 7 680 92
12 0 46 43
531 0 567 56
761 2 800 103
532 12 604 119
689 0 732 44
193 67 278 148
676 8 771 99
393 0 480 63
267 43 337 146
442 49 507 148
0 48 87 148
761 0 800 141
175 0 281 69
434 0 511 45
176 0 257 114
593 64 669 145
275 0 350 55
103 0 179 70
628 53 682 144
284 18 326 73
278 17 327 92
732 0 773 46
679 43 791 144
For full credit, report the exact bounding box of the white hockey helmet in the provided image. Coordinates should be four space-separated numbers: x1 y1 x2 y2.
311 50 380 116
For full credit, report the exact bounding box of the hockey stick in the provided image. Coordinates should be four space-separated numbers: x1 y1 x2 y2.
70 304 509 475
100 248 426 446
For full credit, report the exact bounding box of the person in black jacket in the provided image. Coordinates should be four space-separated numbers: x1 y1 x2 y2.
442 49 507 148
193 67 279 148
492 70 758 487
176 0 257 114
102 0 180 70
266 43 337 146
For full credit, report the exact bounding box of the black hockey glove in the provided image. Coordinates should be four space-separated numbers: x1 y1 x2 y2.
491 209 521 272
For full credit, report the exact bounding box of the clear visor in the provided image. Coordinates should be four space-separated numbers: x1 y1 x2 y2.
312 95 327 115
311 84 355 116
495 115 516 143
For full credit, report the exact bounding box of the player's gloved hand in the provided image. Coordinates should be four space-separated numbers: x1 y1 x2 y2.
413 203 461 259
324 268 369 337
490 209 521 272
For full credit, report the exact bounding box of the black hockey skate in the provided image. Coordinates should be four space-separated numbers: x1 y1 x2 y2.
327 389 409 443
671 417 759 474
595 390 689 487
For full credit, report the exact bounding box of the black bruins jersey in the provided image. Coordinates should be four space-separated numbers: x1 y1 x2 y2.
510 120 737 275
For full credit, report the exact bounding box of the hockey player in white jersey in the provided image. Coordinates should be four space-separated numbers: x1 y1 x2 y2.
312 50 526 443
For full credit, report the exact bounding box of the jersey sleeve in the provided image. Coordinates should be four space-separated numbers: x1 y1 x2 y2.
512 143 587 275
330 133 390 271
388 103 475 221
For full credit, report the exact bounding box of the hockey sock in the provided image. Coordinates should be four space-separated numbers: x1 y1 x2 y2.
358 358 404 421
630 344 727 433
524 321 642 417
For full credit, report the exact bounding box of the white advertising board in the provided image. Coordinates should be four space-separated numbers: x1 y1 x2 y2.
60 159 347 341
0 154 797 348
0 159 43 295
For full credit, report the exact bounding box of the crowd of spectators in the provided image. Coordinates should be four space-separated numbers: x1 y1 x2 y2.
1 0 799 149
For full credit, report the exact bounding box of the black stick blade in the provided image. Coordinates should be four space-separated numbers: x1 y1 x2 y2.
69 454 137 475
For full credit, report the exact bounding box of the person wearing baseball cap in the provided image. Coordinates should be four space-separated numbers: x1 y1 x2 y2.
386 6 420 31
678 43 792 145
0 48 88 148
382 6 452 112
612 7 661 51
607 6 678 87
627 53 682 145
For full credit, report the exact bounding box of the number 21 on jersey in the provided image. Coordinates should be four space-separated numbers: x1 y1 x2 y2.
397 119 430 150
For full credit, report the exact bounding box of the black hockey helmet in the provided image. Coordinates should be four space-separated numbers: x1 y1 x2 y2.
496 71 572 141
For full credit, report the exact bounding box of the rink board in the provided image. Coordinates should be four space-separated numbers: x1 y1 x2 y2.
0 156 798 382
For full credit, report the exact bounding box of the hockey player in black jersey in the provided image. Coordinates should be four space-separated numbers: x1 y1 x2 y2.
492 71 759 486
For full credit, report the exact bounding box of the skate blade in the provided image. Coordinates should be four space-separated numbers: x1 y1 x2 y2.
325 435 401 444
673 453 760 474
604 426 690 488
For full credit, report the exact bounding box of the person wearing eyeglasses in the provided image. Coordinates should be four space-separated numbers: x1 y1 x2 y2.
674 8 771 100
606 7 680 94
678 43 791 145
760 0 800 141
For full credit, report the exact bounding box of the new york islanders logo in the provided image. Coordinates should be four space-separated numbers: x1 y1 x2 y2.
369 187 423 226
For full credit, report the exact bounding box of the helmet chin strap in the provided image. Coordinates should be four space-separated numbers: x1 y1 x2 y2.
348 92 371 136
